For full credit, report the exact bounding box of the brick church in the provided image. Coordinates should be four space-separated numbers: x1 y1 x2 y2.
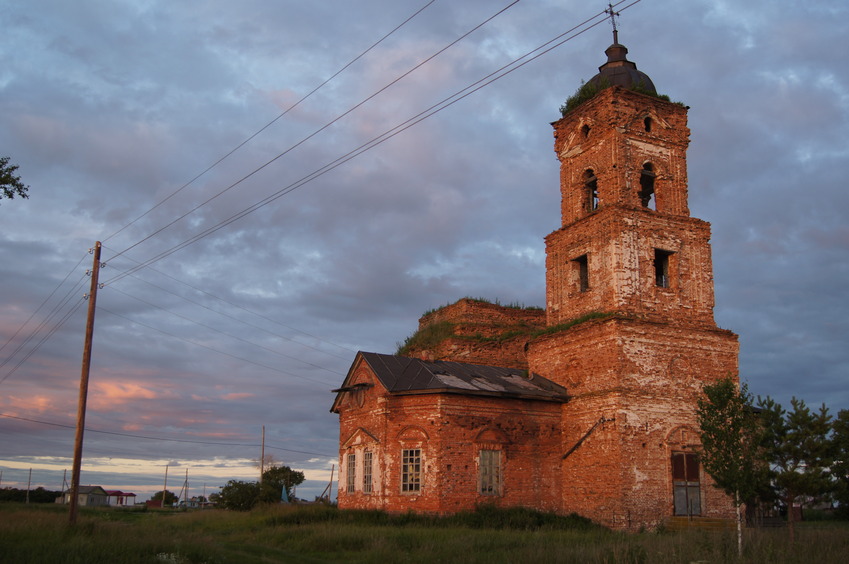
331 32 739 530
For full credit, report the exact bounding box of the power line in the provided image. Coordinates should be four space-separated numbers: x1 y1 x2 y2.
102 2 632 284
101 246 354 360
0 252 90 357
106 1 521 265
102 0 439 247
0 295 87 386
0 412 334 458
105 284 344 379
97 305 341 385
0 273 88 373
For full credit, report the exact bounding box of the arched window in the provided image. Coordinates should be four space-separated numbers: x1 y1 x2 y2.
584 169 598 212
581 124 591 138
639 163 656 209
644 116 653 132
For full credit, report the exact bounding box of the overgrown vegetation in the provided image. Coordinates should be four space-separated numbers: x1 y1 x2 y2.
2 502 847 563
214 465 306 511
396 321 457 356
396 309 615 356
531 311 615 338
559 78 677 116
0 487 62 503
396 298 545 356
421 297 544 318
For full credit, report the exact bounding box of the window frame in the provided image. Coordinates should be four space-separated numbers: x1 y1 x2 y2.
671 451 702 516
478 449 502 496
363 450 373 494
401 448 422 493
346 452 356 494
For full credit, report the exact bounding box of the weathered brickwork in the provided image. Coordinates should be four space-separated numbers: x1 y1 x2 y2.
408 298 545 370
545 208 717 327
554 87 691 226
527 317 738 528
336 356 563 514
333 41 740 530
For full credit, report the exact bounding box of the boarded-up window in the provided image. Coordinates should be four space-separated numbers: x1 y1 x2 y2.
479 449 502 495
363 451 373 494
346 453 356 494
401 449 421 493
672 452 701 516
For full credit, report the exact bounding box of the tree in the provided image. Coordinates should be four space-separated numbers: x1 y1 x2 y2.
697 378 769 557
0 156 29 204
217 480 260 511
150 489 178 507
758 396 833 542
831 409 849 518
260 465 305 503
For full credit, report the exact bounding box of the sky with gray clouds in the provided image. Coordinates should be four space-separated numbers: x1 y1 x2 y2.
1 0 847 502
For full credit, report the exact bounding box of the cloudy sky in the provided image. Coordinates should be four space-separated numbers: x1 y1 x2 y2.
1 0 847 502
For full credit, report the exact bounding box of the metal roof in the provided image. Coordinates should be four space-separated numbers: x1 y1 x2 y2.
354 351 569 402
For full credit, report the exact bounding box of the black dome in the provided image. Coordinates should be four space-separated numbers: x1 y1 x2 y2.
586 40 656 94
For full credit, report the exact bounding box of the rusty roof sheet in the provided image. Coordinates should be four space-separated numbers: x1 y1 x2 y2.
357 351 568 402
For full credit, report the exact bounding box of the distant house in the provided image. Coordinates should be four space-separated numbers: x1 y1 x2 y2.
59 485 109 506
105 490 137 506
178 496 211 509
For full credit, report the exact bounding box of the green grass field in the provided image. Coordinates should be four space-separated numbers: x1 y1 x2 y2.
1 503 847 563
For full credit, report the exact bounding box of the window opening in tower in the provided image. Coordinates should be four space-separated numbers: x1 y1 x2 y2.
639 163 656 210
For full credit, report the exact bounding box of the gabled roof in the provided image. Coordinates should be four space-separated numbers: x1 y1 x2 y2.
71 485 108 495
334 352 568 406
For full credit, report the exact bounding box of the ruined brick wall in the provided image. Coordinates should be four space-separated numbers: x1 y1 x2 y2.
553 87 691 226
545 207 718 327
408 337 532 370
527 317 739 529
405 299 546 370
419 298 545 329
336 357 563 514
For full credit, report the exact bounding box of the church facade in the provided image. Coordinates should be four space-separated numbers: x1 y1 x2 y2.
331 36 739 531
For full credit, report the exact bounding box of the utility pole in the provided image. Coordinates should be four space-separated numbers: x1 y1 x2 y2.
163 464 169 508
260 425 266 482
69 242 102 525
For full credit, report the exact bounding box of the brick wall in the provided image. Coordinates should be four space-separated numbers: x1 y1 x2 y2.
406 299 546 370
553 87 691 226
544 208 718 327
336 358 563 514
527 316 738 529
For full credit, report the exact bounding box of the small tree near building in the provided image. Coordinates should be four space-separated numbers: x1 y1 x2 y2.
758 396 833 543
260 465 305 503
830 409 849 519
150 489 178 507
697 379 769 557
217 480 261 511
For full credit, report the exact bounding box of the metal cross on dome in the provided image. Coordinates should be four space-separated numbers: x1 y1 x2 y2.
604 2 621 42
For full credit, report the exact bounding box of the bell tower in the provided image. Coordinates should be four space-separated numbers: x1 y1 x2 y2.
528 29 739 529
545 39 716 329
